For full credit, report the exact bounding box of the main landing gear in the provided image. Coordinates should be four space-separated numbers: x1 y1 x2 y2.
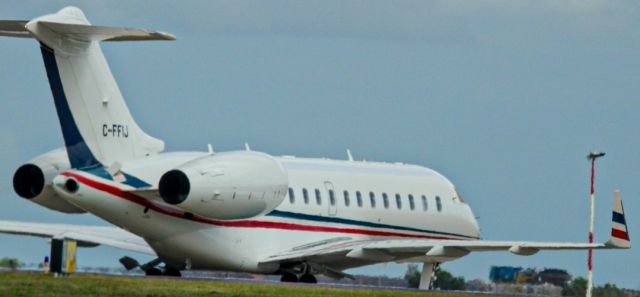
144 267 181 277
280 272 298 282
145 268 162 276
280 263 318 284
162 267 182 277
120 256 183 277
298 273 317 284
280 272 318 283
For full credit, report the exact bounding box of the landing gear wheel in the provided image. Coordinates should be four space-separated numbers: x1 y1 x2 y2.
163 268 182 277
299 273 317 284
280 272 298 283
145 268 162 276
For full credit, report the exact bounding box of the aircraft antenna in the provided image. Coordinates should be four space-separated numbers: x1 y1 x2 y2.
586 151 605 297
245 143 251 151
346 149 354 162
207 144 214 154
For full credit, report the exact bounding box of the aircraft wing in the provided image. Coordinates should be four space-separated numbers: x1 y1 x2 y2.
260 192 630 272
261 238 615 265
0 220 155 255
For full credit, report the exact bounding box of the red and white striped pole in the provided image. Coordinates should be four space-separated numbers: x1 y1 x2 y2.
586 151 605 297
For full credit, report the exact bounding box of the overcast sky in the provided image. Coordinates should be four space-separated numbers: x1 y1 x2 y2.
0 0 638 289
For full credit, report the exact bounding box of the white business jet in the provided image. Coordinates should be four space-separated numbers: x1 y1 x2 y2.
0 7 631 290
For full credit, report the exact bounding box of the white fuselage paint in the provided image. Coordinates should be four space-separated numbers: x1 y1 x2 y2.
54 151 480 273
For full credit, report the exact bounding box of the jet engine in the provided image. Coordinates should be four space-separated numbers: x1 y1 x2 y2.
12 148 86 213
159 151 288 220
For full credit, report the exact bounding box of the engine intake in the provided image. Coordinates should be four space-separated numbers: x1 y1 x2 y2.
13 164 46 199
159 170 190 205
159 151 288 220
12 148 86 214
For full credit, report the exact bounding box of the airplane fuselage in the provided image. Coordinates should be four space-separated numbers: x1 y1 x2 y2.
54 151 480 273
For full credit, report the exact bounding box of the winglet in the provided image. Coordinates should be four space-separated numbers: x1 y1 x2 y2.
605 190 631 249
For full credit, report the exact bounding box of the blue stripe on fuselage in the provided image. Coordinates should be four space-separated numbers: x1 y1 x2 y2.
267 210 477 239
39 42 101 169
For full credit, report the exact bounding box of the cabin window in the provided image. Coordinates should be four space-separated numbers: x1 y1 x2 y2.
408 194 415 210
356 191 363 207
343 190 350 207
382 193 389 209
421 195 428 211
329 189 336 206
436 196 442 212
369 192 376 208
303 188 309 204
288 188 295 204
315 189 322 205
395 194 402 209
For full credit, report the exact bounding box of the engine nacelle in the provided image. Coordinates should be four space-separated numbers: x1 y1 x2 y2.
13 148 86 213
159 151 288 220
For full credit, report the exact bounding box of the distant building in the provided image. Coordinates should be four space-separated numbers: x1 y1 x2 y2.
490 266 571 287
538 269 571 287
489 266 522 283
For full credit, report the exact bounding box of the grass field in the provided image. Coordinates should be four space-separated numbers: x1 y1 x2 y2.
0 271 497 297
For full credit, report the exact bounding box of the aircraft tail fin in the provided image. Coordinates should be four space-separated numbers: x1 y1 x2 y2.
1 7 173 169
606 190 631 249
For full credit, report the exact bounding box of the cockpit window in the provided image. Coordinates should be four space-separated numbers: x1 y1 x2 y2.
455 188 466 203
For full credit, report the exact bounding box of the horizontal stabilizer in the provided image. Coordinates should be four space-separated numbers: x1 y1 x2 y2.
0 20 30 38
37 21 176 42
0 7 175 42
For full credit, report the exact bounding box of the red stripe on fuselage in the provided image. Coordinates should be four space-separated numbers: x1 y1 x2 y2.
62 172 461 240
